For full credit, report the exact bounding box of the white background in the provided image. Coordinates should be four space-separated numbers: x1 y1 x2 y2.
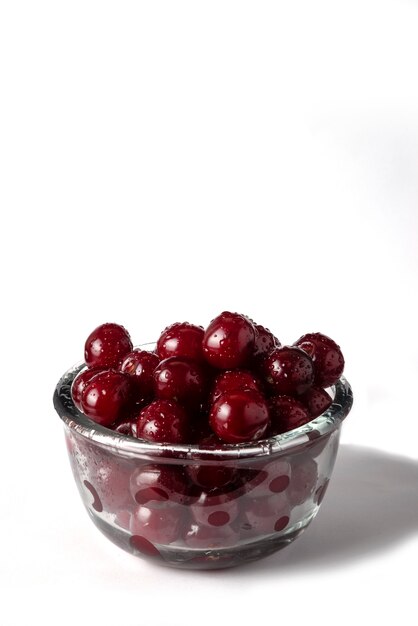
1 1 417 624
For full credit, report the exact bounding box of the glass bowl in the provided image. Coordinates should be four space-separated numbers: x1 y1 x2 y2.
53 351 353 570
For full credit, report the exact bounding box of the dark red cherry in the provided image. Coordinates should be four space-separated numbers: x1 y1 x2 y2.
294 332 344 387
157 322 205 362
136 399 191 444
119 349 159 399
300 386 333 418
130 504 184 544
153 357 207 409
187 435 239 491
269 395 311 435
71 367 105 410
84 323 133 369
80 370 134 426
253 324 281 361
288 455 318 506
209 389 269 443
202 311 256 369
129 464 189 508
210 369 261 404
264 346 314 396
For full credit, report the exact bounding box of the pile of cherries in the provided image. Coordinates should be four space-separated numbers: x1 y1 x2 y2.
69 313 345 558
72 312 345 445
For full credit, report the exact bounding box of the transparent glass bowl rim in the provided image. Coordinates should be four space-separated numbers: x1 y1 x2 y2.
53 347 353 462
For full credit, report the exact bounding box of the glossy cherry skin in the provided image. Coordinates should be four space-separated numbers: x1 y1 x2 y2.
191 490 240 527
210 369 261 404
119 349 159 399
130 504 184 545
84 323 133 369
186 435 239 491
269 395 311 435
287 455 318 506
209 389 270 443
71 367 104 410
202 311 256 369
157 322 205 362
253 324 281 361
136 399 191 444
130 464 190 508
300 386 333 418
80 370 134 426
153 357 207 410
264 345 314 396
294 332 344 387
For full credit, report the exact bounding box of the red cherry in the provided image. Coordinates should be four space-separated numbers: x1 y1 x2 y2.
191 490 240 527
294 332 344 387
157 322 205 362
269 395 311 435
287 455 318 506
153 357 207 410
210 369 261 404
85 455 132 514
130 504 184 544
119 349 159 399
264 346 314 396
71 367 105 410
209 389 270 443
300 386 333 418
129 464 189 508
80 370 134 426
184 520 239 549
84 323 133 369
242 493 291 535
187 435 239 491
202 311 256 369
253 324 281 361
136 399 191 444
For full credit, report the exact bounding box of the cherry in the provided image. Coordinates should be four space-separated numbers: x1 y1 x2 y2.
210 369 261 404
136 399 191 444
157 322 205 362
191 490 240 527
300 386 333 418
253 324 281 361
85 456 132 513
269 395 311 435
129 464 189 508
242 493 291 535
130 504 184 544
84 323 132 369
202 311 255 369
294 332 344 387
80 370 134 426
287 455 318 506
153 357 207 410
119 349 159 399
184 521 239 549
71 367 104 410
264 346 314 396
187 435 239 491
112 416 138 437
209 389 270 443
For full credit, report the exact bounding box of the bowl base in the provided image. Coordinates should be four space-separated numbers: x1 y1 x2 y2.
89 508 313 570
